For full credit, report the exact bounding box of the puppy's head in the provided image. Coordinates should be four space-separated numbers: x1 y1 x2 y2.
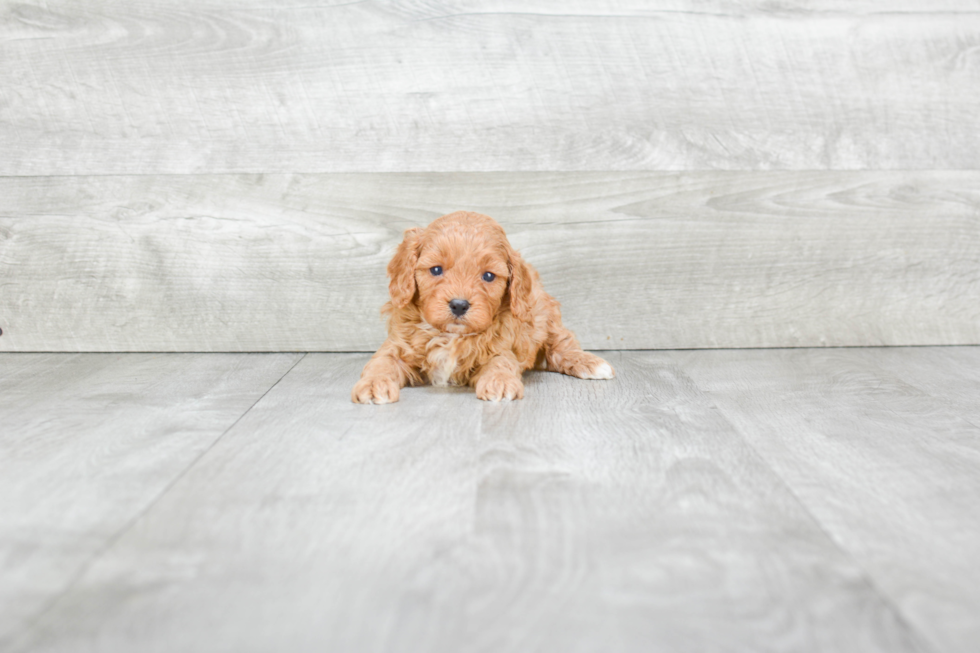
387 211 531 334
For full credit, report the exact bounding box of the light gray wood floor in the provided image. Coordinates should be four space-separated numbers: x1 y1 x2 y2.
2 348 978 652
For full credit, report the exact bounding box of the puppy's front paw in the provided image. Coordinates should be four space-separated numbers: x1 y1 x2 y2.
556 351 615 380
476 372 524 402
352 375 400 404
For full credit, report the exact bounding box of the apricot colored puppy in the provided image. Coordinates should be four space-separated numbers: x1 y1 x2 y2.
352 211 614 403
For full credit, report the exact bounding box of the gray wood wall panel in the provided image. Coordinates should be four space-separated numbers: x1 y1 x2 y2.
0 352 302 645
1 171 977 351
3 1 980 174
6 353 928 653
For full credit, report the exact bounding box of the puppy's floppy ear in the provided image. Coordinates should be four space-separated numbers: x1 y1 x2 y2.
507 247 533 322
387 227 423 309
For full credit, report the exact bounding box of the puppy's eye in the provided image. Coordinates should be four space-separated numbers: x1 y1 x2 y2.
482 271 496 282
430 266 443 276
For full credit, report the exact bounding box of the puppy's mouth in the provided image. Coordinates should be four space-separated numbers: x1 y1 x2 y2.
419 317 476 335
443 320 471 334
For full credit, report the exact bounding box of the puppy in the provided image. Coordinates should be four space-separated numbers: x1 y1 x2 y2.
352 211 614 403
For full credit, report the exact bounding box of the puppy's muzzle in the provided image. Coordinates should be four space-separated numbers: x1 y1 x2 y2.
449 298 470 317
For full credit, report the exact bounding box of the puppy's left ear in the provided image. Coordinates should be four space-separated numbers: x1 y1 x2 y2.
507 248 533 322
387 227 423 309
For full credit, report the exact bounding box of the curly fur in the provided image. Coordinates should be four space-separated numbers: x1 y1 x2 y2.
352 211 614 403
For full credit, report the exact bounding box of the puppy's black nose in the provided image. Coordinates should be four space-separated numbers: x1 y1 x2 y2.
449 298 470 317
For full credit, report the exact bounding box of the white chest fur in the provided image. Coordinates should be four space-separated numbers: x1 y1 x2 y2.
426 334 460 386
426 338 456 385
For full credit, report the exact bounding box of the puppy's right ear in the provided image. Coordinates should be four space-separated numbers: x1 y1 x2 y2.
507 247 533 322
387 227 423 309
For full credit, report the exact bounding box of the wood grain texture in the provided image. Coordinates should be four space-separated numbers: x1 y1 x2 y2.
5 352 929 653
674 346 980 653
860 346 980 428
0 352 302 646
3 0 980 174
1 171 977 351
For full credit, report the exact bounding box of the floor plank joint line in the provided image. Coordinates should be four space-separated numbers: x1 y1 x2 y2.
644 354 943 652
5 353 309 650
707 399 942 653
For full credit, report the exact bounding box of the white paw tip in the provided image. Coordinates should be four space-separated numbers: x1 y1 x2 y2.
588 363 615 380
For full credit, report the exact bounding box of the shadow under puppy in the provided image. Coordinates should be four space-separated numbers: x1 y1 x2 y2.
353 211 614 403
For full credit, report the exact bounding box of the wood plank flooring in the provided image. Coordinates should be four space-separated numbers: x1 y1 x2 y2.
2 348 978 652
673 348 980 653
0 353 303 645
